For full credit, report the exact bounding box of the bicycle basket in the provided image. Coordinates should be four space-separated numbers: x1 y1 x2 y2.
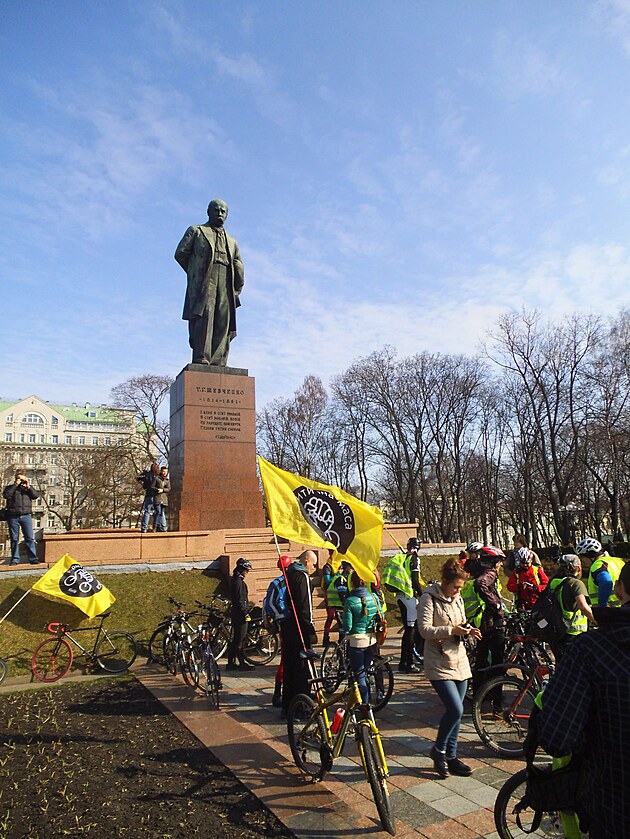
525 758 584 813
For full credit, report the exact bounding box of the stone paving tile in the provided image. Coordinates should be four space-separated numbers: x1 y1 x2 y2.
454 807 497 836
389 790 448 830
471 765 512 789
458 783 501 809
418 817 480 838
406 779 450 803
428 792 481 818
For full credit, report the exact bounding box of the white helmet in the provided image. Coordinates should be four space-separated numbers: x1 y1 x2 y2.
515 547 532 567
575 538 602 557
466 541 483 553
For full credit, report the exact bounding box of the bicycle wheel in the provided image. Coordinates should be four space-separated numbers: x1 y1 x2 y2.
210 623 231 660
32 637 73 682
243 625 278 665
180 641 201 689
163 631 178 675
96 631 138 673
473 674 537 757
494 767 565 838
320 643 344 694
204 652 221 710
367 656 394 713
147 622 170 665
356 722 396 836
0 658 6 685
287 693 329 781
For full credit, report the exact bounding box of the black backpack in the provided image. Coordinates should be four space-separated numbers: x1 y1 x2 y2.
527 579 569 641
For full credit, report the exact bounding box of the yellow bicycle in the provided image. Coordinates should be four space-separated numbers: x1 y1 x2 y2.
287 650 396 836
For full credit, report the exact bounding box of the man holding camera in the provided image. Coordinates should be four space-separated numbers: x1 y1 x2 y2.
3 471 40 565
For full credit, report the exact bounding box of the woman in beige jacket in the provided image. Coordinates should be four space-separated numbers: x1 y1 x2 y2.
418 559 482 778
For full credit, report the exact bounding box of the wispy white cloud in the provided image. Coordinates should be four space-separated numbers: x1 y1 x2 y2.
491 30 575 101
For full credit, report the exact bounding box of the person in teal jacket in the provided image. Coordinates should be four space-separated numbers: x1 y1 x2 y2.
342 570 380 703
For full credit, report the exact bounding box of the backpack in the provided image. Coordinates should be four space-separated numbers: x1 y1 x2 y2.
528 580 569 641
263 576 289 622
140 470 154 491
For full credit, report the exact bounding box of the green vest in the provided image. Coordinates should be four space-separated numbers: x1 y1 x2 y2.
461 579 485 627
326 571 347 608
381 552 413 598
587 556 624 606
550 577 587 635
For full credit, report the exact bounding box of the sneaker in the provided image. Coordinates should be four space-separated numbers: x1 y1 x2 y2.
9 559 19 566
28 559 39 565
272 692 283 708
447 757 473 776
430 746 449 778
225 663 237 671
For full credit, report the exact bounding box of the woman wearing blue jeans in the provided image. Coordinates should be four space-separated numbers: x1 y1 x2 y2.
418 559 482 778
342 571 379 703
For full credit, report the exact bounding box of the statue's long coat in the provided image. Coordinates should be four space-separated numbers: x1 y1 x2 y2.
174 223 244 338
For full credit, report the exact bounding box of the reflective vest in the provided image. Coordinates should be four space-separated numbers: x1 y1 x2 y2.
326 571 348 608
381 552 413 598
588 556 625 606
461 579 485 627
550 577 587 635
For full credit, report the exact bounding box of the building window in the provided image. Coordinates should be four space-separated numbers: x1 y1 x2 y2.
117 438 124 445
29 434 36 443
88 411 97 418
47 517 55 528
38 454 45 463
28 454 35 465
23 413 45 424
104 436 111 446
4 433 11 442
65 436 72 445
39 435 45 443
6 414 13 424
48 496 56 506
51 435 58 444
78 436 85 445
63 494 70 505
92 437 98 446
51 417 58 425
50 476 57 486
35 516 42 528
19 434 25 443
50 453 58 464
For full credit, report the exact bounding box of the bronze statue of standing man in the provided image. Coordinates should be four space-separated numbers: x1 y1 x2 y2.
175 199 244 366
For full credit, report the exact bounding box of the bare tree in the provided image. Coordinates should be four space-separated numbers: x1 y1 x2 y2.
110 374 173 462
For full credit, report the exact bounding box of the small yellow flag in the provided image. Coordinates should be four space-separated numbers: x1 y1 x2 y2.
32 554 116 619
258 457 383 583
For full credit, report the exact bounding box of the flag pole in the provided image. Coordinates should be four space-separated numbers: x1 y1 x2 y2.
0 589 33 626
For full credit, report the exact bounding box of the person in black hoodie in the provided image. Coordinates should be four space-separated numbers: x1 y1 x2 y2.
280 550 318 717
226 558 255 671
3 471 40 565
539 560 630 839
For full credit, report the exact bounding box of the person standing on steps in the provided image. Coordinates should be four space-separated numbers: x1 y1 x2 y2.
3 471 39 565
226 558 255 672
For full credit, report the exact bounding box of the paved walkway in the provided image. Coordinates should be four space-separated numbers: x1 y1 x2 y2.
136 640 518 838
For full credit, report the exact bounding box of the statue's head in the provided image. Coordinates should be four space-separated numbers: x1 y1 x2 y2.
207 199 228 228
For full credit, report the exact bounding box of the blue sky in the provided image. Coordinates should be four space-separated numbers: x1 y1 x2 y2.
2 1 630 411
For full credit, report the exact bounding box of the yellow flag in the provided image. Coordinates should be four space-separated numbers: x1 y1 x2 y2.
32 554 116 619
258 457 383 584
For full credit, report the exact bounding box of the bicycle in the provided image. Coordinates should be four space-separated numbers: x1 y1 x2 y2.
148 597 198 666
472 659 553 757
32 613 137 682
320 636 394 712
161 601 202 689
0 657 6 685
194 620 222 709
494 767 574 838
288 650 396 836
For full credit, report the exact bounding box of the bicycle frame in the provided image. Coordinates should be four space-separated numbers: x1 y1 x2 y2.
46 618 110 662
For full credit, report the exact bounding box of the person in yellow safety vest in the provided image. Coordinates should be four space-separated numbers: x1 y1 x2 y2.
382 537 424 673
575 537 625 607
547 553 594 662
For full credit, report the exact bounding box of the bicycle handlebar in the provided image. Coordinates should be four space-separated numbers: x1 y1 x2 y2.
46 622 67 634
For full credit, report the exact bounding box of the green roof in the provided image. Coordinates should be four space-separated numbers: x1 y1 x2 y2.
0 398 133 427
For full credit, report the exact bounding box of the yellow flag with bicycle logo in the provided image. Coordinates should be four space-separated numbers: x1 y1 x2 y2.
31 554 116 619
258 457 383 584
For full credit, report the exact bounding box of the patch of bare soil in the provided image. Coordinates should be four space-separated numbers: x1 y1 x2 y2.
0 677 294 838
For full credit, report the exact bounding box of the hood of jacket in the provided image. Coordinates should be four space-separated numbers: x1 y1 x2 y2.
424 581 454 603
592 602 630 651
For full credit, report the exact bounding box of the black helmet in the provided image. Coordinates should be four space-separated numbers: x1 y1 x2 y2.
236 558 252 572
407 537 421 550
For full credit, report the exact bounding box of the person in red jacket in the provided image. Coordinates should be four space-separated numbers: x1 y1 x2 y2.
507 547 548 610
